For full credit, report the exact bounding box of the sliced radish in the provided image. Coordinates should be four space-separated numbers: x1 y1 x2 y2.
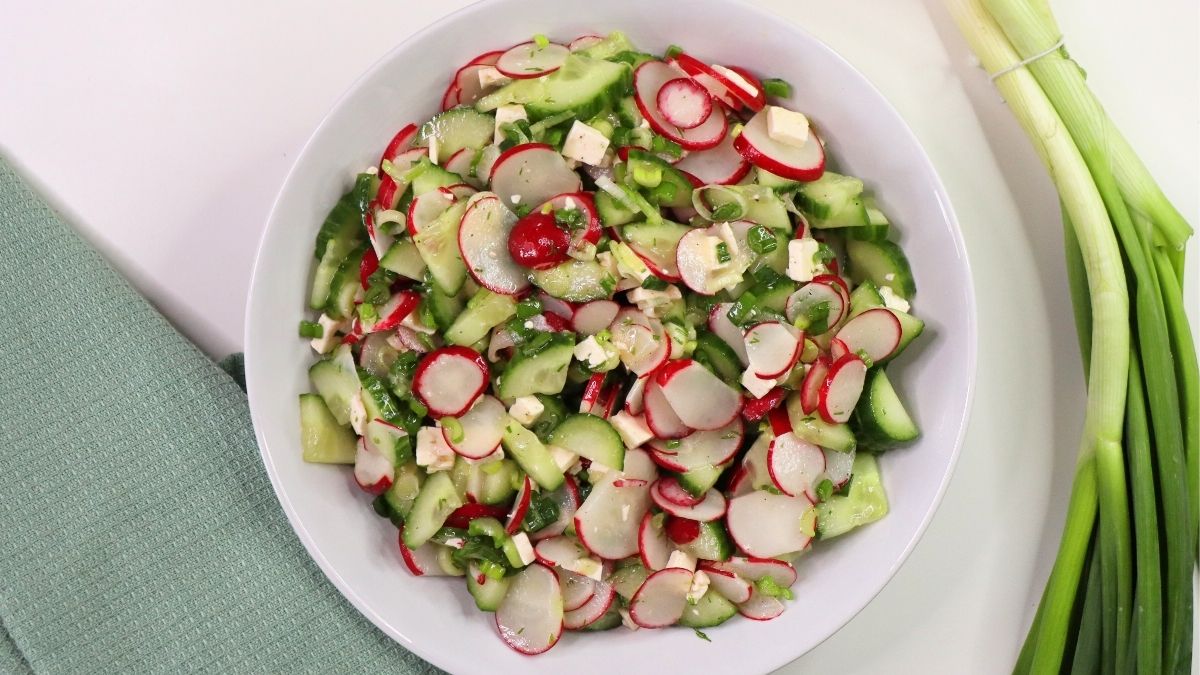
824 447 856 490
741 385 787 419
744 321 803 379
440 83 462 111
719 556 799 587
650 483 727 522
572 299 619 336
568 34 604 52
638 512 674 571
443 147 476 179
655 359 743 430
725 491 816 558
830 337 850 362
539 291 576 320
364 417 407 457
737 589 786 621
699 566 753 604
652 476 704 507
726 466 755 498
767 432 826 500
444 395 506 459
457 193 532 295
676 228 727 296
767 407 793 437
530 476 582 541
643 378 692 440
563 580 616 630
733 108 825 181
379 123 419 166
647 419 741 472
800 356 829 415
475 144 502 184
610 323 671 376
665 515 701 545
495 563 564 655
489 143 582 206
629 567 693 628
445 502 509 529
834 308 903 363
413 346 488 417
819 353 868 424
557 568 596 612
397 528 448 576
785 281 847 334
370 290 420 332
624 374 649 415
389 326 430 354
669 53 743 110
579 373 607 415
674 130 750 186
572 449 656 559
535 535 590 569
634 60 728 151
353 437 394 494
406 187 456 236
710 64 766 111
496 41 570 79
539 192 601 244
709 303 750 366
506 475 534 535
452 64 495 107
446 183 477 201
656 77 713 130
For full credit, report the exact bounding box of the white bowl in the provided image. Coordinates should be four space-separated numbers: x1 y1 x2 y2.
245 0 976 671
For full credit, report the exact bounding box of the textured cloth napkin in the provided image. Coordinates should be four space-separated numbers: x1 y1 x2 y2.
0 156 439 674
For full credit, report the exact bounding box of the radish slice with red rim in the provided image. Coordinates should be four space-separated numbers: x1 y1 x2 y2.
785 281 847 334
539 192 601 244
673 130 750 186
496 41 570 79
413 346 488 417
829 337 850 362
353 437 394 494
823 447 855 490
650 483 727 522
725 491 816 558
406 187 456 237
701 567 753 604
443 148 476 181
556 568 596 612
723 556 798 587
669 53 742 110
445 502 509 529
819 353 868 424
506 475 534 535
834 307 903 363
642 377 691 439
647 419 741 472
767 431 826 500
538 291 576 320
379 123 419 166
572 449 656 559
629 567 693 628
474 144 502 185
370 290 420 333
651 476 704 507
734 107 826 181
743 321 803 379
567 34 604 52
440 83 462 111
495 564 564 655
624 374 649 415
489 143 582 206
665 515 701 545
737 588 786 621
634 60 728 151
710 64 766 111
457 192 532 295
452 63 499 107
708 303 750 365
397 528 448 576
530 476 582 541
800 355 830 415
534 535 590 569
726 465 755 498
638 511 674 571
656 77 713 129
571 299 619 336
654 359 743 430
444 394 506 459
563 580 616 629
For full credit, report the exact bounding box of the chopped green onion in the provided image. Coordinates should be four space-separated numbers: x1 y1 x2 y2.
709 202 741 222
726 291 759 327
357 303 379 325
641 276 669 291
554 207 585 231
748 225 779 254
815 478 834 502
515 296 542 320
532 33 550 49
665 439 681 449
631 162 663 188
715 241 732 264
650 134 684 158
441 417 465 443
814 243 836 266
664 44 684 59
762 78 792 98
755 575 794 600
298 320 323 339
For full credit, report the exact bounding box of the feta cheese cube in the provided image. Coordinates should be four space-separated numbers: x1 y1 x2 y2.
508 395 545 426
562 120 610 166
626 284 682 318
428 136 440 166
565 556 604 581
765 106 811 148
741 369 779 399
510 532 536 566
666 550 698 573
549 445 579 473
348 390 368 435
687 570 711 604
619 607 640 631
712 64 761 98
609 411 654 449
477 66 511 89
309 313 346 354
493 104 528 145
879 285 911 313
786 238 825 283
415 427 456 472
573 335 616 370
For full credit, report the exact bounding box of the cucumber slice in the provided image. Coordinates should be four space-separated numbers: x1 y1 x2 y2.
817 453 888 539
678 589 738 628
402 471 464 549
595 189 636 227
626 149 694 209
786 395 857 452
501 418 565 491
754 167 801 192
415 108 495 165
298 393 357 464
676 461 730 497
845 239 916 299
580 607 623 631
408 158 463 198
796 171 864 220
383 462 424 520
379 238 426 280
848 281 885 318
310 180 368 309
620 220 690 276
423 281 466 332
887 309 926 361
678 520 734 562
740 185 791 230
467 565 512 612
307 345 359 425
446 289 517 346
530 259 616 302
548 414 625 470
498 333 575 400
478 459 520 505
477 55 630 121
853 369 919 449
573 31 636 60
691 332 742 383
324 245 367 319
413 200 470 295
609 559 650 600
755 279 796 313
847 197 891 242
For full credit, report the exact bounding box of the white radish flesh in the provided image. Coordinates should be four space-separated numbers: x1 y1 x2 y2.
819 353 868 424
572 449 656 559
370 290 420 332
633 60 728 151
642 378 692 439
675 228 725 296
648 419 741 472
651 475 704 507
557 569 596 612
725 491 816 558
444 395 506 459
656 77 713 129
767 431 827 500
709 303 750 365
800 355 830 415
495 564 564 655
353 437 394 493
568 34 604 52
397 528 448 576
743 321 803 379
505 476 534 534
785 281 846 333
624 374 649 415
572 300 619 336
834 307 903 363
638 512 674 571
733 108 825 181
406 188 456 235
496 41 570 79
823 447 856 489
563 580 616 630
650 483 727 522
534 535 590 569
629 567 693 628
412 347 488 417
700 566 753 604
705 556 798 588
673 130 750 185
457 193 531 295
737 589 786 621
655 360 743 430
539 291 576 320
489 143 582 206
610 323 670 376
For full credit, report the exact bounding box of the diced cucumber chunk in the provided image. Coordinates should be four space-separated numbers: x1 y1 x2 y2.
383 463 424 520
679 589 738 628
408 159 463 197
853 369 919 449
847 281 885 318
498 333 575 400
755 166 801 192
530 259 616 302
580 607 623 631
403 471 464 549
620 219 690 274
423 281 465 332
476 55 630 121
307 345 359 425
609 559 650 600
817 454 888 539
415 108 495 165
379 239 427 280
676 462 730 498
595 189 636 227
446 289 517 346
310 180 368 309
845 238 916 299
324 245 367 319
413 200 470 295
740 185 791 231
298 393 357 464
691 332 742 383
547 413 625 471
796 171 864 220
501 418 565 491
678 520 734 562
786 395 857 452
572 31 636 60
847 197 891 242
477 459 520 505
466 565 512 612
755 279 796 313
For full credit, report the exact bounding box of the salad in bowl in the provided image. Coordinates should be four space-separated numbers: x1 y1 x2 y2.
294 31 924 655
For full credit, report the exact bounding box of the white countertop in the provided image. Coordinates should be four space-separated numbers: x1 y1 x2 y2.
2 1 1196 672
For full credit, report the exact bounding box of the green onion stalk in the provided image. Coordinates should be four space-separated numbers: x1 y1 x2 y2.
944 0 1196 673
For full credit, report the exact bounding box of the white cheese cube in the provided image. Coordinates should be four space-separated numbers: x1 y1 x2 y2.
508 395 545 426
666 550 698 573
609 412 654 449
712 64 761 98
765 106 811 149
477 66 511 89
348 390 368 435
573 335 616 370
686 570 711 604
493 104 528 145
549 445 579 473
741 369 779 399
510 532 536 566
879 285 911 313
309 313 346 354
562 120 610 166
415 427 455 472
786 238 825 283
565 557 604 581
427 136 440 165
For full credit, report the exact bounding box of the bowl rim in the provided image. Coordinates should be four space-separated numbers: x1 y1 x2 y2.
244 0 978 670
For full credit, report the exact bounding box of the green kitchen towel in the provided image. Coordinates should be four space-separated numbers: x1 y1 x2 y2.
0 156 440 674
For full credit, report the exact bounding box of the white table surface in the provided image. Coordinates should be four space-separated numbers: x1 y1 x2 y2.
2 1 1196 672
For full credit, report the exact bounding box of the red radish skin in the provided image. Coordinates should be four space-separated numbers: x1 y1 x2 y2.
673 130 751 186
458 193 533 295
823 447 856 490
578 373 607 414
629 567 693 628
353 438 394 494
533 535 590 569
704 567 754 604
703 556 798 588
708 303 750 365
508 211 572 270
665 516 701 545
834 307 903 363
557 569 596 612
767 407 793 437
489 142 582 206
505 476 534 535
743 321 803 379
406 187 457 237
812 273 850 298
445 502 510 529
530 476 582 541
441 83 462 111
539 192 602 244
412 346 489 417
638 511 674 571
742 386 788 420
712 64 766 111
538 291 576 320
643 378 692 439
495 564 564 655
656 77 713 130
496 41 570 79
830 337 850 362
785 281 847 332
650 484 727 522
358 248 380 289
397 528 445 576
654 359 743 430
819 353 868 424
443 395 506 459
633 60 728 151
801 355 831 414
767 432 827 500
624 374 649 415
648 419 742 471
563 580 616 630
652 476 705 507
733 108 826 181
370 291 420 332
568 34 604 52
379 123 418 166
726 466 755 498
737 590 786 621
669 53 743 110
